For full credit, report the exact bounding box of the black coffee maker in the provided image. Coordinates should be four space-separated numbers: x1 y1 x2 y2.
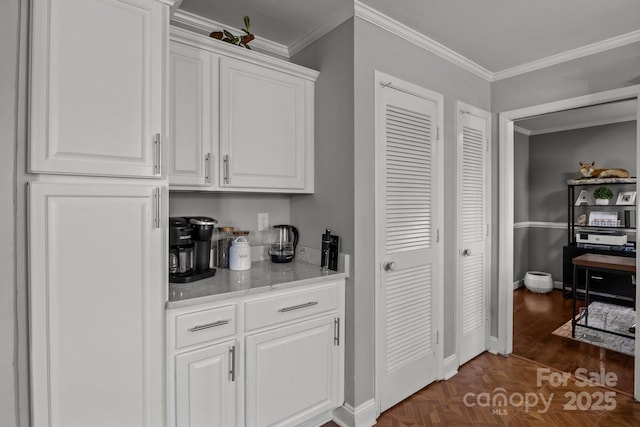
169 216 217 283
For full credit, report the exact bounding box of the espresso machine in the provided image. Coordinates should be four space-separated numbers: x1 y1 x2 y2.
169 216 218 283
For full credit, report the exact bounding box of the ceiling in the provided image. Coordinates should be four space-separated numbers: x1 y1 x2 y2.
178 0 640 75
176 0 640 131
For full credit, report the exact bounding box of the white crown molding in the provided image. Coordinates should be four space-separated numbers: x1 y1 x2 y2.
493 29 640 81
513 126 532 136
173 4 640 82
354 1 493 81
170 27 319 81
159 0 182 11
171 9 290 58
525 115 637 136
289 1 354 57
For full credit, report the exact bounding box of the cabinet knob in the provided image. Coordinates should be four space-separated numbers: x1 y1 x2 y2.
462 248 471 257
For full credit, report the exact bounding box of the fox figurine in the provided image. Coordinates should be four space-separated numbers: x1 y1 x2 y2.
579 161 629 179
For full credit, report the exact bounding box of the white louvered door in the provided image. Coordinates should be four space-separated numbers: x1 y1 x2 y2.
456 103 491 365
375 73 443 412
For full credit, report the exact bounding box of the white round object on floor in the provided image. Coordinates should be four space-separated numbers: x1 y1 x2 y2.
524 271 553 293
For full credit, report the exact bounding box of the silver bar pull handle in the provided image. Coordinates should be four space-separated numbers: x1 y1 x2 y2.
591 275 604 280
229 345 236 382
204 153 211 184
153 188 160 229
223 154 229 184
278 301 318 313
153 133 161 175
334 317 340 346
189 319 230 332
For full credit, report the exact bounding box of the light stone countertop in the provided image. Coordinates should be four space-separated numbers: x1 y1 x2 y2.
167 253 349 309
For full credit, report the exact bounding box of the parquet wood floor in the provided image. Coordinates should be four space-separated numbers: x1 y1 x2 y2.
323 352 640 426
322 288 639 426
512 288 634 396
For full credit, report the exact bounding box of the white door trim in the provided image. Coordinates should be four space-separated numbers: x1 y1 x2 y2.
373 70 445 415
497 85 640 400
455 101 491 366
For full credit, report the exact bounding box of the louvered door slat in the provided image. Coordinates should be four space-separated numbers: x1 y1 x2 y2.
385 265 432 372
385 100 432 254
462 125 485 244
462 254 484 333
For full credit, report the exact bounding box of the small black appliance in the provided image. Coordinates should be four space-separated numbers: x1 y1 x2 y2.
169 216 218 283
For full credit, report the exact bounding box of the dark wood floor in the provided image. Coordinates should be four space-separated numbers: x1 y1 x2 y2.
323 287 639 426
512 287 634 396
324 351 640 426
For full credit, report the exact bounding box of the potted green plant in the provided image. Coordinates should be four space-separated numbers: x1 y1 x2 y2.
209 16 255 49
593 186 614 205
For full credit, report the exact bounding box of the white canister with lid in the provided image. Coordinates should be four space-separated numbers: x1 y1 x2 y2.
229 235 251 270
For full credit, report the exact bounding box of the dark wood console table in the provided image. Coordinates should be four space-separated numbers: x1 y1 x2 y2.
571 253 636 339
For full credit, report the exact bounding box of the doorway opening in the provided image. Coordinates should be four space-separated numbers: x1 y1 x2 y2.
498 86 640 399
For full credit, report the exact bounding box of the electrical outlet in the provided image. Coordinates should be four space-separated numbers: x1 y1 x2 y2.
258 213 269 231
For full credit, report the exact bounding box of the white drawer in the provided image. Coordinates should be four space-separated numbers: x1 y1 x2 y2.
175 304 237 349
245 283 338 331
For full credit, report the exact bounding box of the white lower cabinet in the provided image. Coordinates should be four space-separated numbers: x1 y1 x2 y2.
175 341 238 427
167 280 345 427
245 316 341 427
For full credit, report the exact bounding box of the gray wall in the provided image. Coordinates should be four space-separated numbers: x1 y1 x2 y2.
519 121 637 283
353 16 491 406
529 121 637 222
289 18 357 406
513 131 530 282
169 192 291 246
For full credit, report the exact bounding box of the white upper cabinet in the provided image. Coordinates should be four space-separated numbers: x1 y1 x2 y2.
169 42 218 186
29 0 170 178
219 57 314 191
168 28 318 193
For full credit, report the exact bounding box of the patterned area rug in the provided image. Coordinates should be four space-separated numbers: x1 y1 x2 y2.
552 301 636 356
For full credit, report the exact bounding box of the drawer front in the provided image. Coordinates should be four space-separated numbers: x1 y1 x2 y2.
245 283 338 331
175 304 237 349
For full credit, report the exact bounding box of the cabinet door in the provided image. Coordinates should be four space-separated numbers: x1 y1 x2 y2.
175 342 237 427
29 182 165 427
245 316 340 427
169 41 218 187
219 57 313 191
30 0 165 177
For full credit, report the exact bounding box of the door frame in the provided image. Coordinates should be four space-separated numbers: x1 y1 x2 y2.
455 101 492 366
497 85 640 399
373 70 444 415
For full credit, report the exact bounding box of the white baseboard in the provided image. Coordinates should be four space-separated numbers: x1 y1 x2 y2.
486 336 504 355
442 354 458 380
513 280 523 289
332 398 377 427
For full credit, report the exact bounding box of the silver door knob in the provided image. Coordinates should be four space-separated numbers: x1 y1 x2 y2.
462 249 471 256
383 261 397 272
